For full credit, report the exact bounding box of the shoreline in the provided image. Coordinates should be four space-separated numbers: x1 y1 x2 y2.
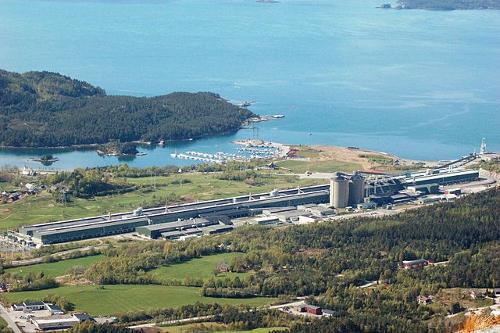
0 117 282 151
0 130 246 151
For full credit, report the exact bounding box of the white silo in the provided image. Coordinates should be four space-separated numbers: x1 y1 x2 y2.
330 173 349 208
349 172 365 206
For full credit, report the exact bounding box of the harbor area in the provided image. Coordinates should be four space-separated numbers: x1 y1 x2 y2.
170 139 289 163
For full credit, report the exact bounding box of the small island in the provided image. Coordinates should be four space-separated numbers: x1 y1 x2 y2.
0 70 255 149
97 141 140 157
30 154 59 166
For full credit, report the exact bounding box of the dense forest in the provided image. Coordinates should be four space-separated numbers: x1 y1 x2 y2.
397 0 500 10
76 188 499 332
0 70 254 147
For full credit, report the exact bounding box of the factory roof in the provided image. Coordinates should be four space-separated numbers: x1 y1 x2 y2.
33 216 150 236
24 301 45 306
274 210 311 219
262 206 296 214
406 169 479 182
22 185 329 235
139 218 212 232
254 216 280 222
160 229 202 239
203 224 234 233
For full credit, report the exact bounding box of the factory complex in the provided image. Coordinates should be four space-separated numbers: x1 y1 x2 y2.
15 165 487 246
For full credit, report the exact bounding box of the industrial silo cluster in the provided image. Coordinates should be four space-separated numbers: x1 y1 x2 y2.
329 172 365 208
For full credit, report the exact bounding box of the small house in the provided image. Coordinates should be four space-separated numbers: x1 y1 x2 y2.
23 301 46 311
305 305 323 315
46 303 65 315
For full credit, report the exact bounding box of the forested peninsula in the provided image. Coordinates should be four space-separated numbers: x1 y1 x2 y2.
397 0 500 10
0 70 254 148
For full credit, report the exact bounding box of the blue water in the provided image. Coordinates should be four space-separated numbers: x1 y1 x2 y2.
1 0 499 169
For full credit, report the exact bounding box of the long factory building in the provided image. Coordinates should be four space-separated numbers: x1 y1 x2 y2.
22 185 330 244
20 168 480 245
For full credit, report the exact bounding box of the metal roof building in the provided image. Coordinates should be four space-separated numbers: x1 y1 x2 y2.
136 217 216 239
22 185 330 244
32 216 150 244
404 169 479 186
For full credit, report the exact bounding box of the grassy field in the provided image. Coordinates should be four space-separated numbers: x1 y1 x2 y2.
276 159 361 174
2 285 277 316
4 255 104 278
162 323 287 333
0 172 321 230
150 253 248 283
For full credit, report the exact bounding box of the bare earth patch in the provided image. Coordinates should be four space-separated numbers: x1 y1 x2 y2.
306 145 395 171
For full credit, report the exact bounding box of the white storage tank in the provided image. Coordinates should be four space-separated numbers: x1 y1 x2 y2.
349 172 365 206
330 173 349 208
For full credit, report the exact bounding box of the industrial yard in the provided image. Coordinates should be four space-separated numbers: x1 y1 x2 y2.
1 140 498 250
5 152 495 247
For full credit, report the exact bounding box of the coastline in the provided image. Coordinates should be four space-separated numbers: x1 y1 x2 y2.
0 128 249 151
0 115 283 151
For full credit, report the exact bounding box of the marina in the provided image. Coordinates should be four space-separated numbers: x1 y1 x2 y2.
169 140 288 163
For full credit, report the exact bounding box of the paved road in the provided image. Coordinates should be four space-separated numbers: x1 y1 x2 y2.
0 304 22 333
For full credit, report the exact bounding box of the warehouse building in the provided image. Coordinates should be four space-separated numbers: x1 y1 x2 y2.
136 217 216 239
161 229 203 240
25 188 329 245
404 169 479 186
254 216 280 226
203 224 234 235
32 216 151 245
406 183 440 195
273 209 313 223
32 313 92 331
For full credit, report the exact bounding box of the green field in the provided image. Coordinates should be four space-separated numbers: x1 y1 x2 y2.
5 255 104 278
0 172 321 230
276 159 361 174
150 253 248 283
2 285 277 316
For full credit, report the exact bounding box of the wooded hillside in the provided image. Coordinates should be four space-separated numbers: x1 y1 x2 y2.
0 70 253 147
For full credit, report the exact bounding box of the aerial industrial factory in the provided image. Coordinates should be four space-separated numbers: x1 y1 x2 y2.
13 161 486 246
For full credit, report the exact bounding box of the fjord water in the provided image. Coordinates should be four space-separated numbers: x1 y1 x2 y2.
0 0 499 169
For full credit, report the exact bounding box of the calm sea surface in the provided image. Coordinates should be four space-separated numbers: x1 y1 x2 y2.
1 0 499 169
